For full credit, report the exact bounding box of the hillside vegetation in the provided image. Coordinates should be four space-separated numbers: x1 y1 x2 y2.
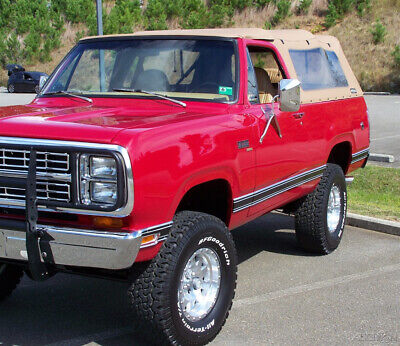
0 0 399 92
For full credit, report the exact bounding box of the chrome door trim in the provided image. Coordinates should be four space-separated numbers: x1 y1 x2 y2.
233 165 326 213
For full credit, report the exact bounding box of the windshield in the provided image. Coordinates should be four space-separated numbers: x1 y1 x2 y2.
43 39 238 103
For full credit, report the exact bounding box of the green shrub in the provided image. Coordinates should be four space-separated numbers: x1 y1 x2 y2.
104 0 141 34
370 20 387 44
324 2 339 28
264 21 272 30
392 45 400 68
254 0 272 8
272 0 291 25
356 0 371 17
330 0 354 15
297 0 312 14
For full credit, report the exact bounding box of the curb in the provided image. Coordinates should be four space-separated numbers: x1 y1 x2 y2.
363 92 391 95
369 153 395 163
346 213 400 236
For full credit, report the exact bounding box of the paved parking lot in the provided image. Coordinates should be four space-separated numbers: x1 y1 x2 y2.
0 93 398 345
0 213 399 345
365 95 400 168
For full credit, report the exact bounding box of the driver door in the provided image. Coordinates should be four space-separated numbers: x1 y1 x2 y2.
244 44 312 217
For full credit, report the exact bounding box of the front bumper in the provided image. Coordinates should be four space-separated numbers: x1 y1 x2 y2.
0 219 142 270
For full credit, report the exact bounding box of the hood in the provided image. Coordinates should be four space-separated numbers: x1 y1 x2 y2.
0 98 226 144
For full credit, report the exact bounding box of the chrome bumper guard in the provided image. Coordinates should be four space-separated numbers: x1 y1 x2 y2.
0 223 142 270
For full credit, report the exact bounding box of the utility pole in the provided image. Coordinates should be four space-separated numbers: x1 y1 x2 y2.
96 0 105 91
96 0 103 35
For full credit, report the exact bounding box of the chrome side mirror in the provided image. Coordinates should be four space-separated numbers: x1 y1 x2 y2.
38 75 48 93
279 79 301 112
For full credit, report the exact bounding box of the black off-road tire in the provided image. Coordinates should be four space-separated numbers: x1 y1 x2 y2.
295 164 347 255
128 211 237 345
0 264 24 302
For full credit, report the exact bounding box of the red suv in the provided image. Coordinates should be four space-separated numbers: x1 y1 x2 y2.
0 28 369 345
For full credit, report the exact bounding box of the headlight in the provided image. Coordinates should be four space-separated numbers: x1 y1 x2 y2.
90 157 117 178
91 182 117 204
79 154 119 206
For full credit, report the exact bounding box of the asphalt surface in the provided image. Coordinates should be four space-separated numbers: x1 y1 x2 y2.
0 93 398 345
365 95 400 168
0 213 399 345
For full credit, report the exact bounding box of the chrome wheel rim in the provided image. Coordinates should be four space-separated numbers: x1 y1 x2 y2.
327 184 341 233
178 248 221 322
8 84 14 93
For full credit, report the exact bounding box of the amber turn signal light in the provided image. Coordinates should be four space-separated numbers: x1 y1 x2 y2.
141 234 159 247
93 216 124 229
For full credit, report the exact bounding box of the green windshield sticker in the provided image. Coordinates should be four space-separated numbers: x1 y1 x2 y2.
219 86 233 96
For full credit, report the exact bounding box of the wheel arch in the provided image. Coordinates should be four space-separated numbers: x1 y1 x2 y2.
327 140 353 174
175 178 233 226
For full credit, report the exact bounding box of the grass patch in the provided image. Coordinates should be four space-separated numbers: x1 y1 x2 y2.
347 165 400 222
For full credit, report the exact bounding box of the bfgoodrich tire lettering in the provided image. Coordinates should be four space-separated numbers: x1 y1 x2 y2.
0 264 24 302
128 211 237 345
294 164 347 254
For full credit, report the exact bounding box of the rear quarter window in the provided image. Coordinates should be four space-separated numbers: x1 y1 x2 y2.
289 48 348 90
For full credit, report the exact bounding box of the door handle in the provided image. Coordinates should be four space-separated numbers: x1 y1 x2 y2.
292 112 305 119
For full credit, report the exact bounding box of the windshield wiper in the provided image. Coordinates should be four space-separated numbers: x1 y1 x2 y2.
113 88 186 108
42 90 93 104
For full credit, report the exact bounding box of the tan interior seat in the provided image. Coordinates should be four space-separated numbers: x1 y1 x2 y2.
265 68 283 84
254 67 276 103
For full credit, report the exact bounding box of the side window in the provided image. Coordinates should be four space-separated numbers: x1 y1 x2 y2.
248 47 283 104
325 50 348 87
289 48 348 90
246 49 259 104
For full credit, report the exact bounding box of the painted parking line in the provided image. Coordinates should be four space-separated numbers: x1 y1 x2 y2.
371 134 400 141
233 263 400 309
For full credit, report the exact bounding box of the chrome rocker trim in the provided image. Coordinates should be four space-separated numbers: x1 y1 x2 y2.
351 148 370 164
0 225 142 270
233 165 327 213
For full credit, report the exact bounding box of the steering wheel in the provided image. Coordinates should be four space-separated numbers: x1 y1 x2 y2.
189 82 220 93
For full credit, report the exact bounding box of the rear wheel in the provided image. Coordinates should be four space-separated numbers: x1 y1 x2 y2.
34 85 40 94
295 164 347 254
0 264 24 302
129 211 237 345
7 84 14 93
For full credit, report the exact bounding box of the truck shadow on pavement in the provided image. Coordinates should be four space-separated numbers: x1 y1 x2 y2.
0 213 311 346
232 213 315 265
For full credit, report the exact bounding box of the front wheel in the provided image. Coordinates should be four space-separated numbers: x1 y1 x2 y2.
0 264 24 302
129 211 237 345
295 164 347 254
7 84 15 93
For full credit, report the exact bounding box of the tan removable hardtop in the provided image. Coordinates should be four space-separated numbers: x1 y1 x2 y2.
83 28 362 104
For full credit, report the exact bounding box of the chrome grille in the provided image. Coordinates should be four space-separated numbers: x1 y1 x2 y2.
0 182 70 202
0 149 69 172
0 147 71 206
